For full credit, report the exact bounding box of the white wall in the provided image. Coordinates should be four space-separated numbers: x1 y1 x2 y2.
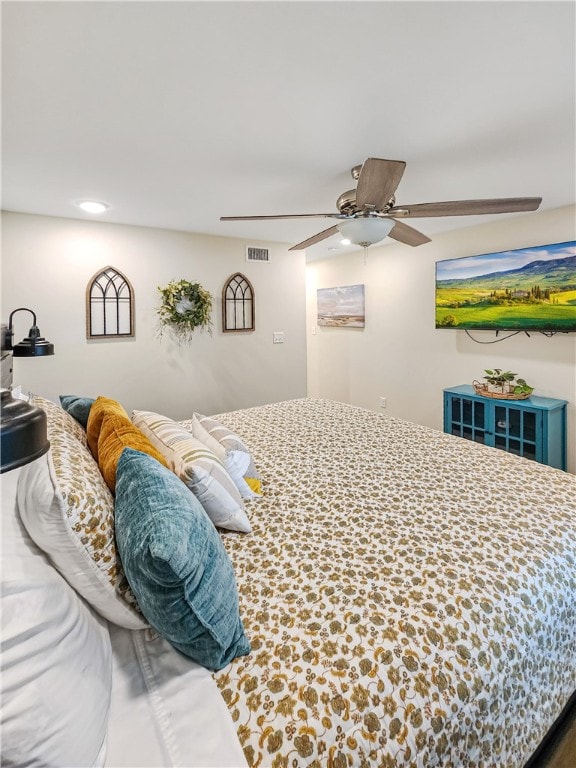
1 212 307 418
306 205 576 473
3 208 574 471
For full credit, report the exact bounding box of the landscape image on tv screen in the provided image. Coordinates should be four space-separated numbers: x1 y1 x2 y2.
435 240 576 331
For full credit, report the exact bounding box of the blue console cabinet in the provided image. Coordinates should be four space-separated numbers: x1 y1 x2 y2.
443 385 567 471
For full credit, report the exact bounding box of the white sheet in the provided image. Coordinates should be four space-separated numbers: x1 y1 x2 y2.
105 623 247 768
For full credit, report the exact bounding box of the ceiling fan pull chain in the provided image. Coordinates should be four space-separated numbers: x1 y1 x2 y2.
364 245 368 266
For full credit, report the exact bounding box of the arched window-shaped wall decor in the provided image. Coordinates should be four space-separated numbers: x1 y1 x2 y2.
86 266 135 339
222 273 255 333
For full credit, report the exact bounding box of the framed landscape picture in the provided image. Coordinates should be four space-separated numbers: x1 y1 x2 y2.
317 284 365 328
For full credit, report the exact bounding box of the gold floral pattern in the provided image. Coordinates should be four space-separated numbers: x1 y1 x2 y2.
34 396 144 623
200 399 576 768
35 395 89 446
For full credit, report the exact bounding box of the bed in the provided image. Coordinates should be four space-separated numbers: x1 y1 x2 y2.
3 395 575 767
191 398 576 768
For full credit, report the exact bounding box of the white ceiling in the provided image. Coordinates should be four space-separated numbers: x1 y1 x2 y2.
2 1 575 260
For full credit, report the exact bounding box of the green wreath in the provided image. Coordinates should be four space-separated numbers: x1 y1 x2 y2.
157 279 213 342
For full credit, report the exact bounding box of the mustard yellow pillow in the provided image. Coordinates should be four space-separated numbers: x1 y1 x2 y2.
97 413 168 492
86 396 130 459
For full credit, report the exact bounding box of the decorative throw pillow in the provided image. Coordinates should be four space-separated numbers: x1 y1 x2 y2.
86 396 130 459
115 448 251 671
132 410 251 533
191 413 262 498
18 408 148 630
97 413 168 493
59 394 95 428
34 394 88 446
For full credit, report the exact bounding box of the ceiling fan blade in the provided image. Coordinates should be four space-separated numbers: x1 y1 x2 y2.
288 225 340 251
388 197 542 218
220 213 338 221
388 219 431 247
355 158 406 211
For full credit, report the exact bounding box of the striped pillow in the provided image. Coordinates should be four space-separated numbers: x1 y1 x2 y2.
191 414 262 499
131 411 251 534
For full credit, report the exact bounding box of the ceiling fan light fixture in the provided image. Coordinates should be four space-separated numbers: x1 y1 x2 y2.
337 217 395 247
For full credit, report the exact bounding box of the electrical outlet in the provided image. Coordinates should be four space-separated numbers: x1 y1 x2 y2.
379 397 387 408
273 331 284 344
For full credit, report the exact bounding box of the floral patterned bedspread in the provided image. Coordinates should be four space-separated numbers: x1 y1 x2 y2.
190 399 576 768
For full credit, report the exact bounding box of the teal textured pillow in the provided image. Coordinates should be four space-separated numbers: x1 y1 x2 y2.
59 395 95 428
114 448 251 671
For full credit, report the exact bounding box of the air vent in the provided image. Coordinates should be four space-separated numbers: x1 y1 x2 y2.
246 246 270 263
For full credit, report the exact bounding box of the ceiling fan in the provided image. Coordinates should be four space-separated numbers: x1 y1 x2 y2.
220 158 542 251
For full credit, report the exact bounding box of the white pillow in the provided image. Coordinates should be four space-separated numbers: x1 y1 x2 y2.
190 413 263 499
1 465 112 768
132 410 251 533
17 424 148 630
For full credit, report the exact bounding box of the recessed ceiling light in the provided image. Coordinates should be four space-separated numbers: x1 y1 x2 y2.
76 200 109 214
340 238 351 246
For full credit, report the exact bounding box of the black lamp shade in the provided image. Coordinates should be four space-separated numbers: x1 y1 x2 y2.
6 309 55 357
12 325 54 357
0 389 50 473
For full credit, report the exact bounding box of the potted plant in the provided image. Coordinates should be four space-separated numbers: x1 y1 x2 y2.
474 368 534 399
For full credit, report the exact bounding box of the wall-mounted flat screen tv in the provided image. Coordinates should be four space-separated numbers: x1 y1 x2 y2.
435 240 576 332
